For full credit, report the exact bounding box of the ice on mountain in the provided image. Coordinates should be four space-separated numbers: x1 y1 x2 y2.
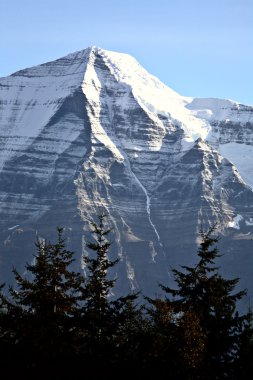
228 215 243 230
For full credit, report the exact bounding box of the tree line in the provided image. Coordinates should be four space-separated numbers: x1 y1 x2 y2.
0 214 252 379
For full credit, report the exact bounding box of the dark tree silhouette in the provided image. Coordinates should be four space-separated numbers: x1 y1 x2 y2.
158 225 252 378
0 228 82 371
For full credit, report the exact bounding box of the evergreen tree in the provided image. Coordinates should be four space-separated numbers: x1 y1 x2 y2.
146 296 205 378
159 225 251 379
0 228 82 370
82 214 118 314
78 213 119 367
1 217 252 377
79 213 146 374
236 308 253 379
0 283 15 369
112 293 149 370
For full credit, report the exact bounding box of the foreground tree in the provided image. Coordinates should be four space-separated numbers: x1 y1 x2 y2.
0 228 82 370
158 225 252 379
79 213 146 372
112 293 150 371
0 219 252 378
80 215 117 331
147 296 205 378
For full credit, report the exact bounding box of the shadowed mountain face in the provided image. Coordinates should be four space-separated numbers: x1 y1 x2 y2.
0 47 253 301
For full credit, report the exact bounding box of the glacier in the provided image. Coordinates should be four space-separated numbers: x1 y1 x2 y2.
0 46 253 304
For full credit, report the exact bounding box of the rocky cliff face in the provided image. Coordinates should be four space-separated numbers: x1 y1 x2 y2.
0 47 253 301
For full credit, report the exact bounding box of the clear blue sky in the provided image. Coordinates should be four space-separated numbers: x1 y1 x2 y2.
1 0 252 105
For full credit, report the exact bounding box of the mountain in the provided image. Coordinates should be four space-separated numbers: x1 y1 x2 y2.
0 47 253 301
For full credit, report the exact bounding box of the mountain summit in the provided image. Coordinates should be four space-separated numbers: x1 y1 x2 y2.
0 47 253 298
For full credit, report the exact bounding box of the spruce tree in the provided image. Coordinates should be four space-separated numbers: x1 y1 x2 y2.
1 228 82 369
79 213 151 374
160 225 251 378
82 214 118 315
79 213 119 366
146 296 205 378
112 293 149 370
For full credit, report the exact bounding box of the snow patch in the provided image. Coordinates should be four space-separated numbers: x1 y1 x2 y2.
228 214 243 229
186 97 252 123
8 225 20 231
0 49 89 170
81 49 124 161
97 48 210 146
126 256 137 291
219 143 253 190
132 172 163 247
246 218 253 226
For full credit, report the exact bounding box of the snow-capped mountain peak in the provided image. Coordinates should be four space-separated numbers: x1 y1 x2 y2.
0 47 253 303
